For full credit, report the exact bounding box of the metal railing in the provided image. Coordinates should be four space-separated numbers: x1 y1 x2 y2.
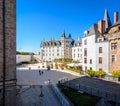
51 84 73 106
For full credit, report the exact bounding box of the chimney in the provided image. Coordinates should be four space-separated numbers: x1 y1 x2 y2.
114 12 118 24
98 20 105 34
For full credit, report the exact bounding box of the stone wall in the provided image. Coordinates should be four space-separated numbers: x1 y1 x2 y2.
105 25 120 72
0 0 16 106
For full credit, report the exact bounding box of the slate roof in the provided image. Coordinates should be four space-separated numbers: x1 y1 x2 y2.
103 9 112 30
84 24 101 37
73 37 82 46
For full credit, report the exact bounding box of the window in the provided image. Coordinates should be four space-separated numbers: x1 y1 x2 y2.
99 68 102 71
74 49 75 52
84 40 87 45
99 39 102 42
74 54 75 58
99 57 102 64
99 47 102 53
78 54 79 58
90 67 92 70
90 59 92 64
112 55 115 62
84 48 87 56
111 42 117 50
84 58 87 63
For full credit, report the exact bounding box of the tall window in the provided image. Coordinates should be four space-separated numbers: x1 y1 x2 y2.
84 58 87 63
90 67 92 70
84 48 87 56
112 55 115 62
90 59 92 64
84 40 87 45
99 47 102 53
111 42 117 50
78 54 79 58
99 57 102 64
74 54 75 58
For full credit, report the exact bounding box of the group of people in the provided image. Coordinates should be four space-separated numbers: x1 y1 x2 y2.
39 70 43 76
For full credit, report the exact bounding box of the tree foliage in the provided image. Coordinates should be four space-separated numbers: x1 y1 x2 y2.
16 51 34 55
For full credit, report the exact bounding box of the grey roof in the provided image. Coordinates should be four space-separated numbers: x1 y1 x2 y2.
87 24 101 36
68 33 71 38
73 37 81 46
103 9 112 30
40 40 61 47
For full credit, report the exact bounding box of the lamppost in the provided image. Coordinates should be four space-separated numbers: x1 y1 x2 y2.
39 85 44 104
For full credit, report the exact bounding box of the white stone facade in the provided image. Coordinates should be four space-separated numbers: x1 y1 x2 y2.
82 25 109 73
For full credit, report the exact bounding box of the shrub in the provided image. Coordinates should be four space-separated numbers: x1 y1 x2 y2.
86 70 106 77
111 70 120 77
86 70 95 77
96 70 106 77
55 63 58 69
50 63 53 68
67 67 81 73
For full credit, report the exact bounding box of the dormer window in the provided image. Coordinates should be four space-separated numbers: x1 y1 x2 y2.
84 30 89 37
99 39 102 42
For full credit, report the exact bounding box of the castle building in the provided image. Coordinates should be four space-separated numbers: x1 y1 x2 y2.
105 12 120 72
0 0 16 106
40 9 120 74
40 32 73 61
72 37 82 62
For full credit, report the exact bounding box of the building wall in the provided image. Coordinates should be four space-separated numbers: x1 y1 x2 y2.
41 46 62 61
96 41 109 73
82 35 96 71
16 55 31 63
72 46 82 62
105 25 120 72
0 0 16 106
82 34 109 72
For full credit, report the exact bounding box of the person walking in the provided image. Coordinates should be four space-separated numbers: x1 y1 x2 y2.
39 70 41 76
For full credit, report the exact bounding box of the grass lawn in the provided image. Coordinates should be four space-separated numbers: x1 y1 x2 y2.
58 84 100 106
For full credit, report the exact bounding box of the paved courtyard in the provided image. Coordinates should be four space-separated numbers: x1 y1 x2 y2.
16 67 79 106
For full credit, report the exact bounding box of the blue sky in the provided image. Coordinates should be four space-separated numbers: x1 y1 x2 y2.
17 0 120 53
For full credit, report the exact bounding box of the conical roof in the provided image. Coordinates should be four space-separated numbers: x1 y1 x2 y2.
103 9 112 30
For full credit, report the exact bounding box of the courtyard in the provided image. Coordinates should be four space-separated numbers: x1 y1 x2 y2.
16 66 79 106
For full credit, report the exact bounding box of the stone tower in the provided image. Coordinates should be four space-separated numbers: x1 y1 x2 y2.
0 0 16 106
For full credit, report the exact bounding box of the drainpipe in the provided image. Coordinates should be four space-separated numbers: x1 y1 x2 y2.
2 0 6 106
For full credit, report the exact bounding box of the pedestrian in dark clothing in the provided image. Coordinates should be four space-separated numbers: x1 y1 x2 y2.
39 70 41 75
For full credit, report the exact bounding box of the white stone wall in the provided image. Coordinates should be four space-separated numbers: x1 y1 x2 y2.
72 46 82 62
82 34 109 73
41 46 62 61
95 41 109 73
82 34 96 71
16 55 31 63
